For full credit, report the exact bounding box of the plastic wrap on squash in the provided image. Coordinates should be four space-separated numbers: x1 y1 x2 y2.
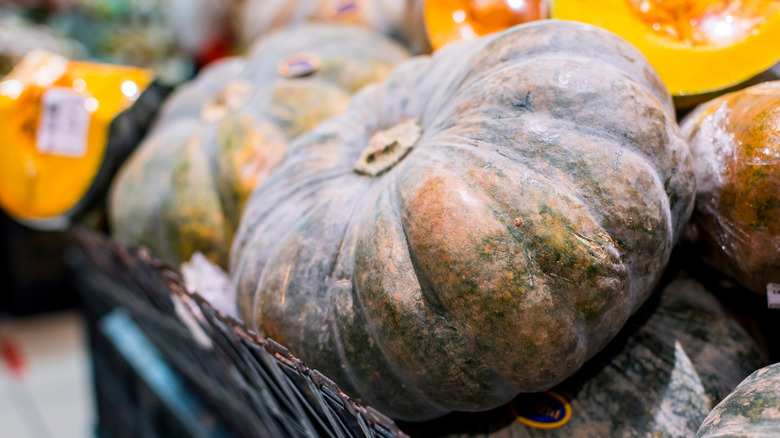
681 81 780 297
0 50 163 229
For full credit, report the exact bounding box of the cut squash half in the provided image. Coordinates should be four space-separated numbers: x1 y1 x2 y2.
552 0 780 96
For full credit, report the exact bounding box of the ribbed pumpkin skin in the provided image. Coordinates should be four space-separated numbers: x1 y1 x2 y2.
109 25 409 268
697 363 780 438
681 81 780 295
410 278 768 437
232 20 695 421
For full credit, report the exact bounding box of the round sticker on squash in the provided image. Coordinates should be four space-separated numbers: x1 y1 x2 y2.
277 53 321 78
510 391 571 429
324 0 363 23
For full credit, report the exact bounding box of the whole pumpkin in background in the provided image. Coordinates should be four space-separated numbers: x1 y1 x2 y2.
681 81 780 295
230 0 431 54
424 0 549 50
232 20 696 421
109 25 409 268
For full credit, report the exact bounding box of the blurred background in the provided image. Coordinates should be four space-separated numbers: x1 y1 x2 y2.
0 1 230 436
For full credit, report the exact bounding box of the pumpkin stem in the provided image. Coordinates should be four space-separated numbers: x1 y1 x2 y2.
354 118 422 177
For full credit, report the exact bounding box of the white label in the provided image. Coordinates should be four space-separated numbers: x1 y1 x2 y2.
36 87 90 157
768 283 780 310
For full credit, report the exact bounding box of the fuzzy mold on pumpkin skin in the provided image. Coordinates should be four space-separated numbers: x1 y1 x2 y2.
681 80 780 295
552 0 780 98
232 20 695 421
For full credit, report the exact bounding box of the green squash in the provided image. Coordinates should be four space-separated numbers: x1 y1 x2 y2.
232 20 696 421
109 24 409 268
232 0 430 53
406 277 768 436
697 362 780 438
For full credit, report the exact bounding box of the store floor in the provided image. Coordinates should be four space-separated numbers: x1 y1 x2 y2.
0 312 94 438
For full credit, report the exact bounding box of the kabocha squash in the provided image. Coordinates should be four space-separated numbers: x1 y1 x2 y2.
232 0 430 53
109 25 409 268
697 362 780 438
407 278 768 437
681 81 780 295
552 0 780 99
232 21 696 421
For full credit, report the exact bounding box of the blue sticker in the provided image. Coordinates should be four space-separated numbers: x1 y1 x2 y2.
335 1 359 15
511 391 571 429
327 0 362 22
278 53 321 78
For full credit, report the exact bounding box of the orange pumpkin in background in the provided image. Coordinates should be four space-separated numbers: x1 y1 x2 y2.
425 0 548 50
681 81 780 295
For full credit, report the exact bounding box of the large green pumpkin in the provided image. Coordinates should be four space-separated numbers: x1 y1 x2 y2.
408 277 768 437
109 25 409 268
697 362 780 438
232 20 696 421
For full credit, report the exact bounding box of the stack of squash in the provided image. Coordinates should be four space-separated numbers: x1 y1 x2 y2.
109 2 780 436
109 25 410 268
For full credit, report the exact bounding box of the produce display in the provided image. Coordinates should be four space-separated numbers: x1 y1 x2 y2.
553 0 780 99
407 277 768 436
697 362 780 437
231 20 696 421
4 1 780 435
681 81 780 295
231 0 430 53
109 25 409 268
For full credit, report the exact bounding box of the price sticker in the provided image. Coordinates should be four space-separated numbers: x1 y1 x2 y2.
511 391 571 429
277 53 321 78
768 283 780 310
36 87 90 157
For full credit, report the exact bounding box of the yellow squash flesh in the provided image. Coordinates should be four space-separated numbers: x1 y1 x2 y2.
553 0 780 96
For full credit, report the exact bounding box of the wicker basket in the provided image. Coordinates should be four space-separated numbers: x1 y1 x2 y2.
69 230 407 438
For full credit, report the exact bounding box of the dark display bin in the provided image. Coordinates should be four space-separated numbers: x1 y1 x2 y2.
69 230 406 438
0 211 79 316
